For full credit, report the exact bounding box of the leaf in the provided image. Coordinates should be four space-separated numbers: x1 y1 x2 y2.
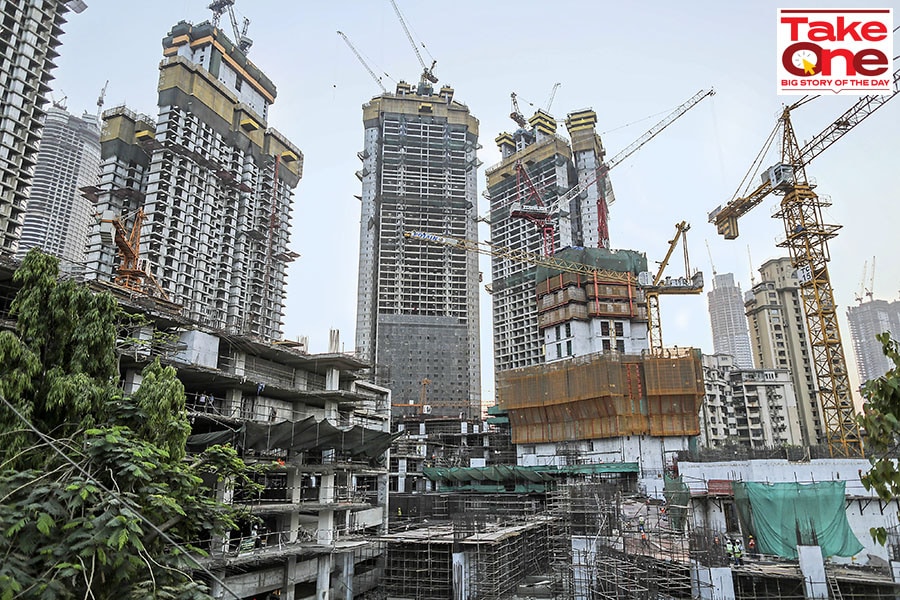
35 513 54 536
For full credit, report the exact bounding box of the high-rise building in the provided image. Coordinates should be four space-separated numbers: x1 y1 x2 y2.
847 298 899 383
706 272 753 368
84 20 302 340
700 353 803 449
354 80 481 419
745 257 824 446
0 0 86 254
17 104 99 266
487 109 613 373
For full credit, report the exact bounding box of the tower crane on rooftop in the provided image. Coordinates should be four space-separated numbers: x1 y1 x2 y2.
207 0 252 54
511 88 715 256
389 0 438 86
707 56 900 458
544 83 561 113
509 93 528 129
337 31 387 93
404 228 702 354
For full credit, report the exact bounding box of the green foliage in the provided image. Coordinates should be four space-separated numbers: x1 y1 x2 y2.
858 331 900 544
0 250 256 598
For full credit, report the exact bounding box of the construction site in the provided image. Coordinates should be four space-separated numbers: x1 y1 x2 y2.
3 0 900 598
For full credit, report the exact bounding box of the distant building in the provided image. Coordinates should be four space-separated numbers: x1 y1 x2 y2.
706 273 753 368
700 353 803 449
17 104 100 267
847 298 898 384
745 257 824 447
84 20 302 340
354 80 482 419
0 0 86 254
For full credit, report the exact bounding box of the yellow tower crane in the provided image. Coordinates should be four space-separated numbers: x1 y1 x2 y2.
641 221 702 351
404 228 702 353
708 61 900 458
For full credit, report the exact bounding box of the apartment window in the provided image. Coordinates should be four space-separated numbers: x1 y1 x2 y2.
555 325 561 340
566 340 573 356
601 321 610 336
615 322 624 337
565 323 571 337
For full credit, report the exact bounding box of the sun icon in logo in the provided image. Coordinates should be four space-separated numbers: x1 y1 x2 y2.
791 48 818 75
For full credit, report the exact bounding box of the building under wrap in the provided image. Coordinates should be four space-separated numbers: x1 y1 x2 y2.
496 348 704 445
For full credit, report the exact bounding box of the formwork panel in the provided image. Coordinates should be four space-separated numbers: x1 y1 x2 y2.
499 350 703 443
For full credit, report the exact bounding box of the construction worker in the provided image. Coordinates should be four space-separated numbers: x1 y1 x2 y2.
748 534 758 559
725 538 734 563
733 538 744 566
638 515 645 532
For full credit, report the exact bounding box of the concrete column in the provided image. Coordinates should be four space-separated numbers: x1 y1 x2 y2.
224 387 243 419
281 555 297 600
285 466 301 543
797 545 828 599
691 560 735 599
318 472 335 545
317 554 333 600
122 369 143 394
209 569 228 599
342 552 355 600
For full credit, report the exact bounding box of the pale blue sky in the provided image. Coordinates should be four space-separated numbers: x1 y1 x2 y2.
52 1 900 400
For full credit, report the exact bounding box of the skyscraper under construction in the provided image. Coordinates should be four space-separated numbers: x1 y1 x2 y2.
486 109 614 373
354 80 482 418
0 0 86 254
84 18 302 340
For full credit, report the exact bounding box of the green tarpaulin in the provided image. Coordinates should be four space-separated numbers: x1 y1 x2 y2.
664 475 690 531
733 481 863 559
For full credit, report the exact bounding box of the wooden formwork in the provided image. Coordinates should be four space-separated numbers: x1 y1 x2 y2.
497 350 703 444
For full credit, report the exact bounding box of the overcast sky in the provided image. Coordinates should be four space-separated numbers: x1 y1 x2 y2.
52 0 900 401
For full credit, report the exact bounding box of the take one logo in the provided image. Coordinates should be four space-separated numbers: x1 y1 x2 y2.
777 8 893 95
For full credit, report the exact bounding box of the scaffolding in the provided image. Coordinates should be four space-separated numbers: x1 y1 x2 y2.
381 494 552 599
496 349 704 444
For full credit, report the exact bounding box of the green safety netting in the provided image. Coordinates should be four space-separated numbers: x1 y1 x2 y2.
187 417 401 459
732 481 863 559
663 475 690 531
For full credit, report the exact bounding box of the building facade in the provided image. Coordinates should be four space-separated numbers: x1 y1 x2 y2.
706 272 754 368
0 0 86 254
354 80 481 419
700 353 803 449
847 298 898 384
745 257 824 447
17 104 100 266
84 20 302 340
487 109 613 374
536 248 649 362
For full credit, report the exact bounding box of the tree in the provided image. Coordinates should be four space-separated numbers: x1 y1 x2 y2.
858 331 900 545
0 250 261 599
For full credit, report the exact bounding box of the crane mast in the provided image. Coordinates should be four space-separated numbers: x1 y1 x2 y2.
707 61 900 458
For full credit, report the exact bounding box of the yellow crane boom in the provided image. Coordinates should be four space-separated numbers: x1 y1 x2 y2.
706 63 900 458
404 228 702 353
